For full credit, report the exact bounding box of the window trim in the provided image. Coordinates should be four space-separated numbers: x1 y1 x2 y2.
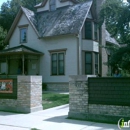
49 0 56 11
95 52 99 75
85 20 93 40
50 51 66 76
94 22 99 41
85 52 92 74
85 51 99 75
19 27 28 44
84 19 99 42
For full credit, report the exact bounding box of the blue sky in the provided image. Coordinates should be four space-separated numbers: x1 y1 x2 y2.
0 0 8 7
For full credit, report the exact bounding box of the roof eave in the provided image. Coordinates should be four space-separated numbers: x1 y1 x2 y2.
4 7 40 44
106 41 120 47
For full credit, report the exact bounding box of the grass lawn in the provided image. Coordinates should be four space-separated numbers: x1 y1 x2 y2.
42 92 69 109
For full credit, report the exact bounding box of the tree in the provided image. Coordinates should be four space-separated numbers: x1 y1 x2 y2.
100 0 130 44
0 26 7 50
100 0 130 74
0 0 43 31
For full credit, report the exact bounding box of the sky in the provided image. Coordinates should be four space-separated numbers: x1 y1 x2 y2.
0 0 128 7
0 0 8 7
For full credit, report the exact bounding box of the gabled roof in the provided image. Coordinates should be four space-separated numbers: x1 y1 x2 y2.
105 30 119 46
0 45 43 55
37 0 93 37
5 1 93 43
5 6 40 44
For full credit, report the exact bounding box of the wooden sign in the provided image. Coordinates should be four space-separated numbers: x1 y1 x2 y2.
0 79 13 93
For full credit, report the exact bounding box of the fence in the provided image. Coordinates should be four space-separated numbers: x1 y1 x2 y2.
68 76 130 123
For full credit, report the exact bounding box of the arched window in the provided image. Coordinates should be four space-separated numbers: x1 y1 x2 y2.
50 0 56 11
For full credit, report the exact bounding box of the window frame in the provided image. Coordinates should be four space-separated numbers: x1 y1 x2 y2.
50 51 65 76
85 52 92 74
85 52 99 75
49 0 56 11
84 19 99 41
85 20 93 40
95 52 99 75
18 25 28 44
94 22 99 41
20 28 27 43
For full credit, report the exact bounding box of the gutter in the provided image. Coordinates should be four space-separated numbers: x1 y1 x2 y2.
78 32 82 75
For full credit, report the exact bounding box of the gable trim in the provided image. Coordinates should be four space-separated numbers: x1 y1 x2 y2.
79 0 93 33
18 24 29 28
4 7 40 44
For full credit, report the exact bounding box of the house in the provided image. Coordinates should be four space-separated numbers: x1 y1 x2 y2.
0 0 118 91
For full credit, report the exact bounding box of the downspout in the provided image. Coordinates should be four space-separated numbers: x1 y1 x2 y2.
6 56 8 78
78 32 82 75
77 1 93 75
22 54 25 75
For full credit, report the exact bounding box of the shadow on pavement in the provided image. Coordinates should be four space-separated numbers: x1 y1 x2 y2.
44 115 118 130
0 111 23 116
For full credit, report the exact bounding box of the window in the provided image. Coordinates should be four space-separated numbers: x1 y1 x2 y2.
95 53 98 74
50 0 56 11
85 52 92 74
20 28 27 43
94 23 98 41
85 21 92 39
51 52 65 75
85 52 99 75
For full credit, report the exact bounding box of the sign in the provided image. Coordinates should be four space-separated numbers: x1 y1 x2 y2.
118 118 130 129
0 79 13 93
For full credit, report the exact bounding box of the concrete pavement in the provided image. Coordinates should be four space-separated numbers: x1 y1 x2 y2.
0 104 119 130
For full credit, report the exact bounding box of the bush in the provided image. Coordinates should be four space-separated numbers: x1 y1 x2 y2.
42 83 47 91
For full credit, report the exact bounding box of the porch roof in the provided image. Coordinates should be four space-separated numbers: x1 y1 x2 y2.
0 45 43 56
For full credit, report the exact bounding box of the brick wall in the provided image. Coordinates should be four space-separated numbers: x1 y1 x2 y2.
68 76 130 123
0 76 42 113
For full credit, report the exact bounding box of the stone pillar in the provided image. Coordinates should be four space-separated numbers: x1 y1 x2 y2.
68 75 89 119
17 76 43 113
0 76 43 113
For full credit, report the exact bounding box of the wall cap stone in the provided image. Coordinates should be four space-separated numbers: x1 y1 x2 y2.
17 76 42 83
69 75 96 82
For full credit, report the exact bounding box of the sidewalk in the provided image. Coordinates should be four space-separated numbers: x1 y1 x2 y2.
0 104 119 130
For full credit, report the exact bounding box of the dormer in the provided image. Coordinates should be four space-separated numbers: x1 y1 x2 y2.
35 0 77 13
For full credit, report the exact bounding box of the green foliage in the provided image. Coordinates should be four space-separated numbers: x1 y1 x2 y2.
42 83 47 91
108 45 130 73
42 93 69 109
100 0 130 74
0 0 43 31
0 26 7 50
121 70 130 77
100 0 130 43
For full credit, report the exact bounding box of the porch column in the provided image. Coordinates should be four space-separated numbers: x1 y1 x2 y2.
6 57 8 75
22 54 25 75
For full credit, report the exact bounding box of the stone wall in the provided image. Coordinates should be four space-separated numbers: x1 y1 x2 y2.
68 75 130 123
0 76 42 113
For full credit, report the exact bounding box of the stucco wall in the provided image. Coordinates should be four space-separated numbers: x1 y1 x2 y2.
82 40 99 52
9 13 78 83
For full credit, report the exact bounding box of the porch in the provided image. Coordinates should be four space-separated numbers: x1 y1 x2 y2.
0 45 43 78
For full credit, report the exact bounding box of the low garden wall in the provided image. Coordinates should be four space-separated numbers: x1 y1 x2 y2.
0 76 42 113
68 76 130 123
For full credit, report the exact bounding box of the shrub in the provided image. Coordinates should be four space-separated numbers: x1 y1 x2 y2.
42 83 47 91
